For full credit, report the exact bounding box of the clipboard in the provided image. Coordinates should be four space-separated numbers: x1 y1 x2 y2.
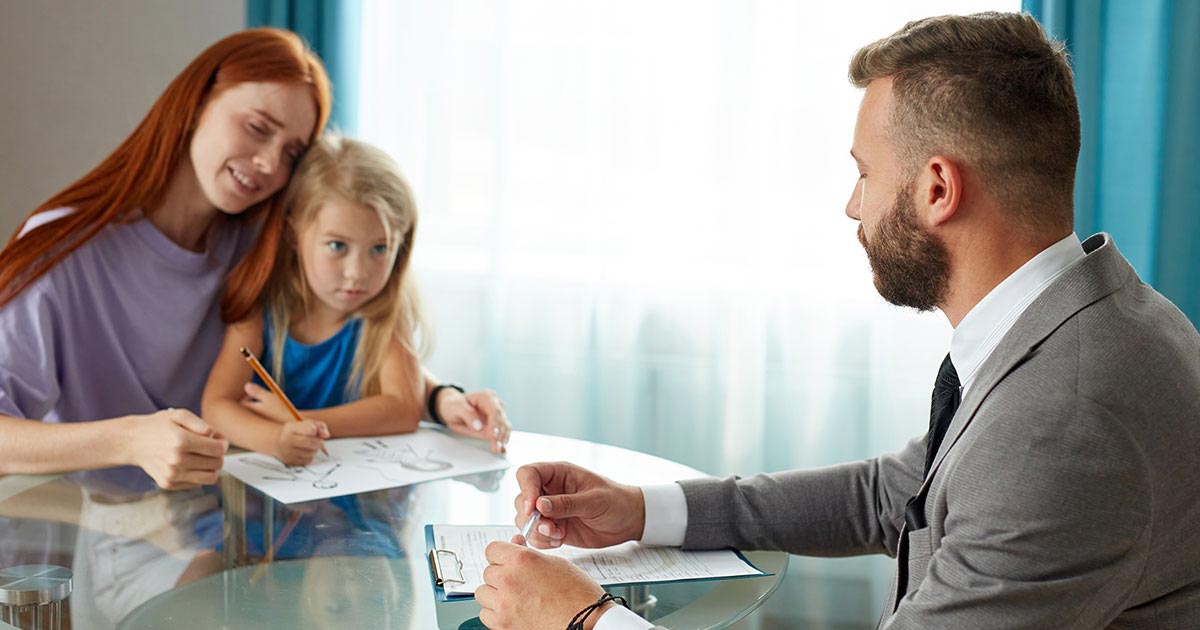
429 547 466 589
424 524 772 603
426 525 467 602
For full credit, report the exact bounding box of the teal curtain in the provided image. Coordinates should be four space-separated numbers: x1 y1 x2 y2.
247 0 362 135
1025 0 1200 325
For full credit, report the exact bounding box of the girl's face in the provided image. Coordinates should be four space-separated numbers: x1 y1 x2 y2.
188 81 318 215
296 198 398 322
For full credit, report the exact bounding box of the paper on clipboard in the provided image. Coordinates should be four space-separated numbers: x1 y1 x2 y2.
425 524 769 600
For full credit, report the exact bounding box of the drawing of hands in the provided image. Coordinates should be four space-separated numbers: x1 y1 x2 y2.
241 456 343 489
355 440 453 472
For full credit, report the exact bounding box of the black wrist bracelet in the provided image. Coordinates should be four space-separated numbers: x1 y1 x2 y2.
566 593 627 630
427 383 465 425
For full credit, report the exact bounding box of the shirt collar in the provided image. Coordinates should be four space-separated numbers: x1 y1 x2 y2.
950 232 1085 392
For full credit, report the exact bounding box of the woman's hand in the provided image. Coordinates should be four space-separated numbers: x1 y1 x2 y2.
274 418 330 466
436 388 512 453
127 408 229 490
240 382 294 423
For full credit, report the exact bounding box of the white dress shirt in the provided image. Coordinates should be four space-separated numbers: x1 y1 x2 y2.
950 232 1085 394
596 233 1086 630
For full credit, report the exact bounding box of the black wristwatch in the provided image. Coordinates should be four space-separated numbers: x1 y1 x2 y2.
427 383 465 425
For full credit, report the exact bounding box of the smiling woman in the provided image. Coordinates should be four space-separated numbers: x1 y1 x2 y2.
0 28 330 490
184 82 318 233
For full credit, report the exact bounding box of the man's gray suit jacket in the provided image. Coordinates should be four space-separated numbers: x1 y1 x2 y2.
665 234 1200 629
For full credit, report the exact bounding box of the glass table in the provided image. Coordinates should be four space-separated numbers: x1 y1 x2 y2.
0 431 786 629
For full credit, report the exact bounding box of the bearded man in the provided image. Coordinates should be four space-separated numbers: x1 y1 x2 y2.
476 12 1200 630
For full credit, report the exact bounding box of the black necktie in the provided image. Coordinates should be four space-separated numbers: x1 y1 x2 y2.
904 353 961 531
896 354 962 604
924 353 961 479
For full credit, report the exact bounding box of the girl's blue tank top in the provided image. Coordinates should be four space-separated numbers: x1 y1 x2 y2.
258 314 363 409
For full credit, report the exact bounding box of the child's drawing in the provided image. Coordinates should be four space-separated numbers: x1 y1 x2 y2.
240 457 343 490
223 429 510 504
354 439 453 472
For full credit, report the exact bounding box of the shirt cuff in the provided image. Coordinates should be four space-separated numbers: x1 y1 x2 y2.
593 604 656 630
639 482 687 547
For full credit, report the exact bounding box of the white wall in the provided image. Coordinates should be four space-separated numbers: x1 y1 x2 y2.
0 0 244 239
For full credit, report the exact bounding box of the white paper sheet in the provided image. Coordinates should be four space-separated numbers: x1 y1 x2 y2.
429 524 766 597
222 429 509 503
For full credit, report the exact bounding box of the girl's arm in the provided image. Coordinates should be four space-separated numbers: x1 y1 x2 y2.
239 333 512 452
200 317 328 465
248 334 424 437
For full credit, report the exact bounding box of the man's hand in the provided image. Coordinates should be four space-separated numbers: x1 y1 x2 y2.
126 408 228 489
476 540 611 630
513 462 645 549
437 388 512 454
273 418 329 466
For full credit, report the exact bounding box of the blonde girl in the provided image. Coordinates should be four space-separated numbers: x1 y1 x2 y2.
202 134 509 465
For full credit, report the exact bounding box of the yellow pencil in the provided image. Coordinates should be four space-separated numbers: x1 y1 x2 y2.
240 346 328 456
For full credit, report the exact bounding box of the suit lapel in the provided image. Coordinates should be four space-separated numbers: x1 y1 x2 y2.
916 233 1134 498
885 234 1137 618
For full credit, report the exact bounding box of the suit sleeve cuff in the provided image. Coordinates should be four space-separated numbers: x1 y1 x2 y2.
639 482 687 546
592 603 656 630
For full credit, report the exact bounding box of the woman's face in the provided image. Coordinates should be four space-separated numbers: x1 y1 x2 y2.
188 81 318 215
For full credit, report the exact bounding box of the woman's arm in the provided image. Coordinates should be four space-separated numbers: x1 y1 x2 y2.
0 410 227 489
0 257 226 487
200 317 327 465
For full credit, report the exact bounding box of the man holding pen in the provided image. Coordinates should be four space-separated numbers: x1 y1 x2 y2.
475 11 1200 630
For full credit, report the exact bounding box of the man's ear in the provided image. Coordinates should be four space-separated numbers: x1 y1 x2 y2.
917 156 962 227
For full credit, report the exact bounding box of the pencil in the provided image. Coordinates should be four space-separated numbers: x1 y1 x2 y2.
250 511 303 583
240 346 329 456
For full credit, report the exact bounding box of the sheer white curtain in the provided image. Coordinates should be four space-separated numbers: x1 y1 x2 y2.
359 1 1015 625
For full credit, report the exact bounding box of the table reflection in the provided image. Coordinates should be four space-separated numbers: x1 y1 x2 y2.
1 467 221 629
0 431 786 630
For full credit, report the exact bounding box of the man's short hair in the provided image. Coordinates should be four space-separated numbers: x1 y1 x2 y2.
850 12 1080 233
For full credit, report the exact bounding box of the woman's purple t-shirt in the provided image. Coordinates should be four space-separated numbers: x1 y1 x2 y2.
0 212 255 423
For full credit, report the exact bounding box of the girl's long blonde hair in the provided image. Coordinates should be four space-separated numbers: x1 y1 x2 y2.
264 134 427 411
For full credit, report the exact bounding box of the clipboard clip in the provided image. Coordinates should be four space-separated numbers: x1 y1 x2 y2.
429 548 465 587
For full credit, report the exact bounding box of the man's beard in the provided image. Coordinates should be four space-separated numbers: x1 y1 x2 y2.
857 186 951 312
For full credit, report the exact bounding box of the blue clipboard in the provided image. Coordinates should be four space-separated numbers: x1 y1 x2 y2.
426 524 467 602
424 524 773 603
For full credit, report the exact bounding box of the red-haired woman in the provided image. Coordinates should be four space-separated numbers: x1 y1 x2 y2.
0 28 331 490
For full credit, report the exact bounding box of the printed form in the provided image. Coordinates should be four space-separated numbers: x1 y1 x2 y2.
430 524 766 597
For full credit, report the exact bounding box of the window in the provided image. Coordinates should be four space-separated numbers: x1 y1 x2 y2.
359 1 1018 625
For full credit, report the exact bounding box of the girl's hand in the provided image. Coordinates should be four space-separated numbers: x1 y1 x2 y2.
274 418 330 466
241 382 294 423
437 388 512 454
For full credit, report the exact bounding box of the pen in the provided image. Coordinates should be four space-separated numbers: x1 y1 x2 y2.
519 509 542 543
240 346 329 456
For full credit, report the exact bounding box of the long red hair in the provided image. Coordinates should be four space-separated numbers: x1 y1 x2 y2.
0 28 331 322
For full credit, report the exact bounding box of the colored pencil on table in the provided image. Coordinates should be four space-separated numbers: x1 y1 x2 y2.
239 346 329 456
